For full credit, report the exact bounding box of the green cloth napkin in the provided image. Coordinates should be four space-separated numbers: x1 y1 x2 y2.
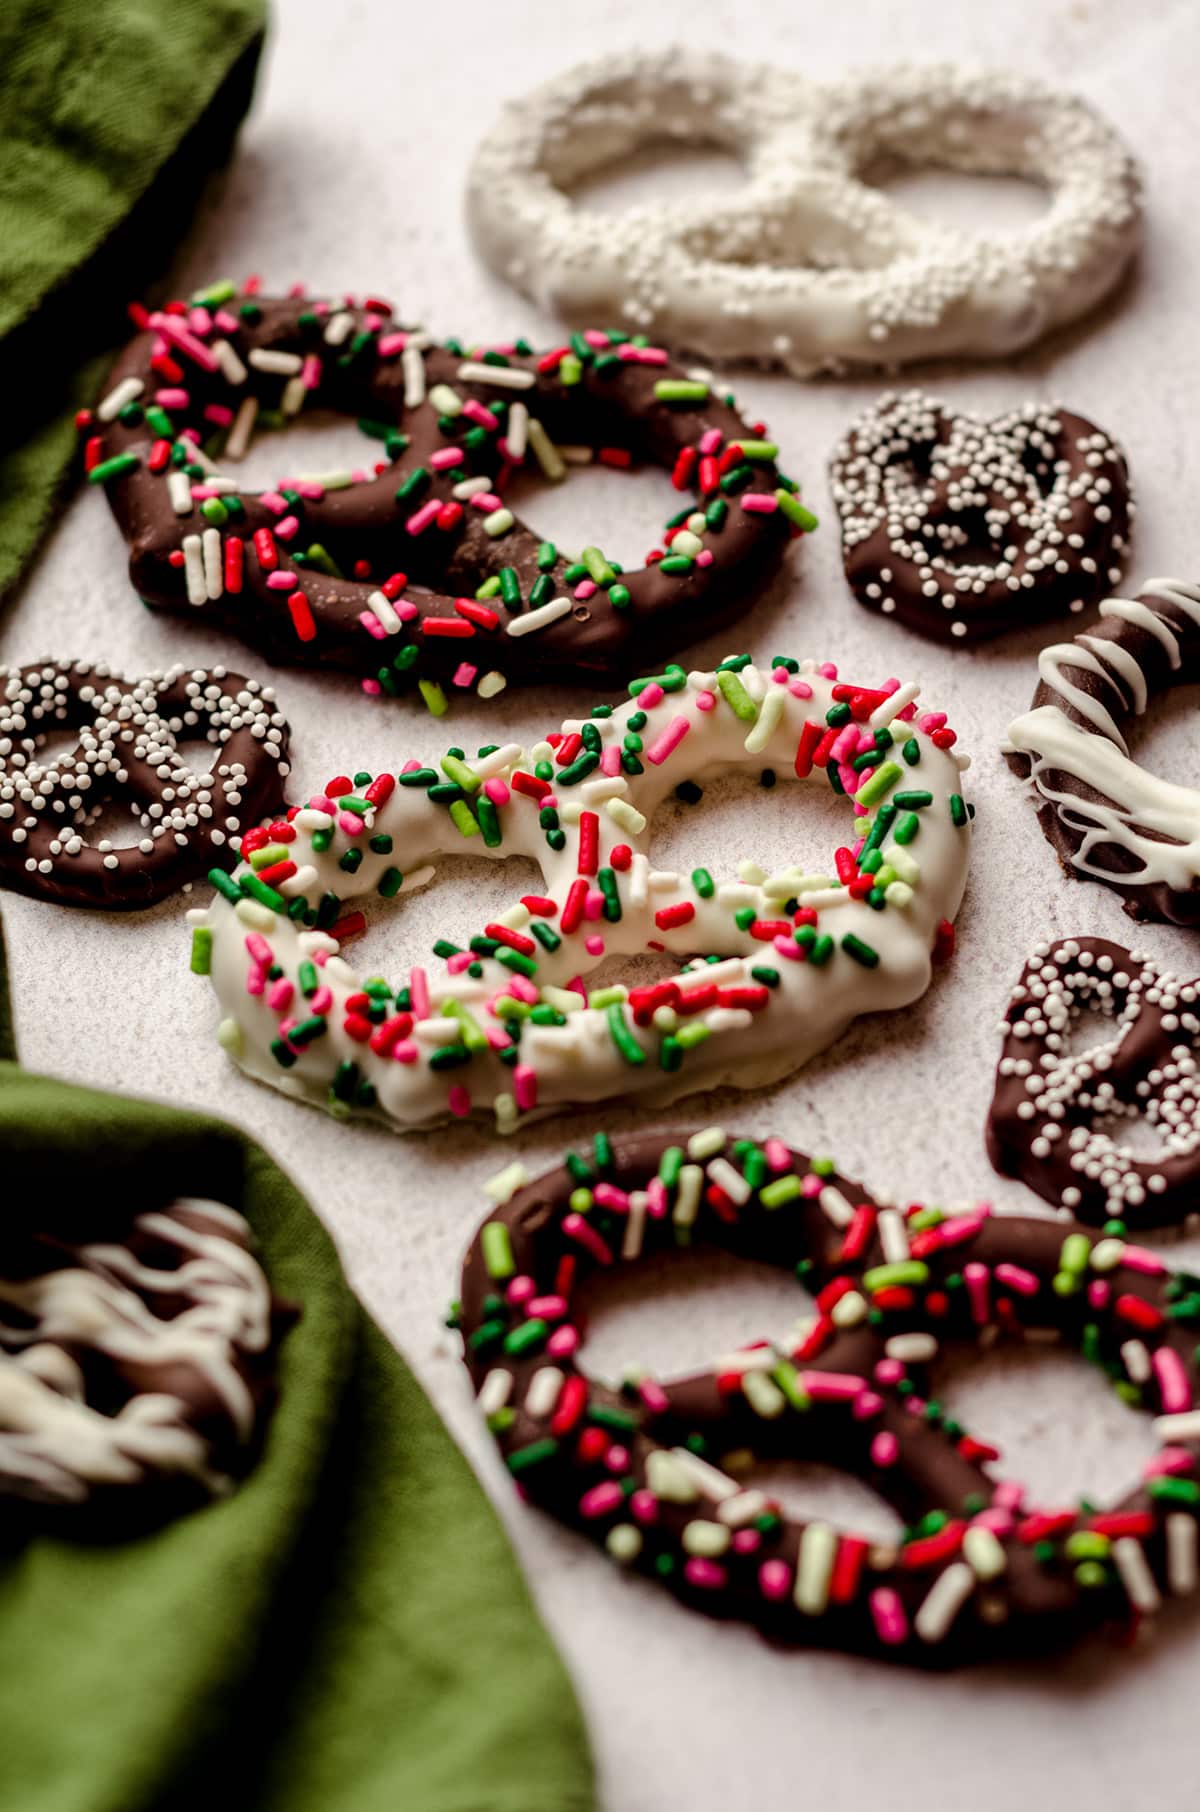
0 0 268 602
0 920 595 1812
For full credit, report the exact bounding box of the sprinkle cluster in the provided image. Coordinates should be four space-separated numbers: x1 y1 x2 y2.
457 1128 1200 1661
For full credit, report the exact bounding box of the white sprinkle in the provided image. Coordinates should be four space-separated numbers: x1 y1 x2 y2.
457 360 535 389
506 596 571 637
248 347 303 375
915 1562 975 1642
96 375 144 421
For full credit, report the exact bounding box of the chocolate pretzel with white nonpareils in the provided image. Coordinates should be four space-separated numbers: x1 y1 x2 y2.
0 661 290 910
988 936 1200 1229
87 284 810 714
1006 577 1200 925
459 1127 1200 1665
829 391 1132 644
0 1194 293 1531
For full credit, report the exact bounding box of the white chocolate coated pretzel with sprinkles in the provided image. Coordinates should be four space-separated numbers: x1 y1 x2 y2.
188 655 972 1133
458 1127 1200 1664
467 53 1141 375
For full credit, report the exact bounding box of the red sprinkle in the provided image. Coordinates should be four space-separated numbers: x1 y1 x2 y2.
288 592 317 642
224 535 244 594
560 878 589 934
671 446 697 490
421 617 474 638
610 843 633 871
577 811 599 876
655 901 696 931
512 770 550 800
1115 1293 1162 1331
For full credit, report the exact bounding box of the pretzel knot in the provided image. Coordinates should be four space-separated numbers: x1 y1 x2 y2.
989 936 1200 1229
459 1128 1200 1665
830 391 1132 643
467 53 1141 374
0 1195 292 1529
88 286 808 715
0 662 290 910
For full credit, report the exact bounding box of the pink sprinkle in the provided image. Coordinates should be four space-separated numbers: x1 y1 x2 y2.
547 1325 580 1358
583 329 610 348
154 388 189 410
973 1507 1014 1535
213 309 239 334
853 1391 884 1419
301 355 322 389
1154 1346 1192 1413
397 599 419 622
759 1559 792 1601
645 1179 669 1218
260 491 288 515
741 493 779 514
446 952 474 975
732 1528 760 1555
1088 1279 1110 1310
483 778 510 807
469 492 502 512
639 1378 670 1415
764 1138 792 1173
584 934 605 956
309 795 336 812
377 332 407 357
514 1063 538 1112
453 663 478 688
359 611 386 640
431 446 464 470
406 499 441 535
245 964 266 997
462 399 498 430
338 811 364 836
409 967 430 1018
698 428 723 455
505 974 539 1005
645 714 691 766
266 571 296 591
593 1183 631 1213
1122 1246 1167 1276
203 403 233 428
275 514 299 541
695 689 716 712
992 1480 1025 1511
993 1262 1039 1297
617 343 669 367
507 1275 535 1305
392 1040 418 1064
361 678 382 696
527 1294 567 1320
696 549 714 567
773 935 802 962
870 1587 908 1646
964 1261 990 1324
631 1489 659 1524
150 313 218 371
447 1084 471 1118
573 579 598 601
799 1372 865 1401
267 978 293 1012
874 1358 904 1387
1144 1447 1197 1479
245 932 273 966
819 662 838 679
638 682 665 710
598 746 622 777
485 1025 511 1052
309 985 332 1016
684 1558 726 1590
871 1431 899 1467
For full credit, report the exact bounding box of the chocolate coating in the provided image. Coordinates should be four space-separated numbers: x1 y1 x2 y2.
830 391 1132 644
460 1128 1200 1664
0 661 290 910
987 935 1200 1227
1005 580 1200 927
93 292 801 701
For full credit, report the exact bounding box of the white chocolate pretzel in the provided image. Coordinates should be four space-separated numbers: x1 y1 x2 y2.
467 53 1141 375
189 655 972 1133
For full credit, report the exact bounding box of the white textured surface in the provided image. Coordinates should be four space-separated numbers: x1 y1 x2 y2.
6 2 1200 1806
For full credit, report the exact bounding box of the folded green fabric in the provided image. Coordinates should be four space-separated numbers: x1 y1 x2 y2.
0 0 268 602
0 922 594 1812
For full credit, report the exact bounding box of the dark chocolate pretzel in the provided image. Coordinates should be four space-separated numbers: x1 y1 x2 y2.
87 285 810 713
829 391 1132 644
0 1194 294 1534
459 1126 1200 1665
988 936 1200 1229
1005 577 1200 926
0 661 290 910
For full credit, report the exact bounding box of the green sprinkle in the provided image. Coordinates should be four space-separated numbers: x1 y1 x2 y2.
760 1175 803 1209
654 379 710 403
240 874 285 913
507 1438 559 1474
208 867 242 905
499 567 522 609
841 934 879 968
395 467 430 503
775 489 819 532
536 541 557 571
606 1003 645 1066
894 812 920 845
418 678 448 717
950 793 968 827
863 1261 930 1293
87 452 139 486
716 669 758 722
378 866 404 897
691 867 714 899
807 934 834 966
609 583 632 609
902 737 921 765
288 1015 328 1046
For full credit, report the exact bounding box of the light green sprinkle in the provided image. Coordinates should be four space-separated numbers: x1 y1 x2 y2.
654 379 710 403
418 678 448 717
441 753 481 793
716 669 758 722
483 508 515 537
189 927 212 974
482 1222 516 1279
448 799 480 838
854 761 902 809
775 489 819 532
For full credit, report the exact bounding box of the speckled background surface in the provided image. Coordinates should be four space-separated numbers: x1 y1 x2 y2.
5 2 1200 1805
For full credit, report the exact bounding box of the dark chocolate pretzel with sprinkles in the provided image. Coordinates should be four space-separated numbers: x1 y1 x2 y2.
988 936 1200 1230
829 391 1132 644
1006 577 1200 926
87 280 810 715
458 1127 1200 1665
0 661 290 910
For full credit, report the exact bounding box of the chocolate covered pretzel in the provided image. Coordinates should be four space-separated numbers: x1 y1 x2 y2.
988 936 1200 1228
459 1127 1200 1665
1 1194 293 1532
87 284 810 713
830 391 1132 643
1006 577 1200 926
0 661 290 910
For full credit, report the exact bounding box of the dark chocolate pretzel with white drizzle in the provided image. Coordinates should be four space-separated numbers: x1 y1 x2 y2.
458 1126 1200 1666
87 285 810 714
1006 577 1200 926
